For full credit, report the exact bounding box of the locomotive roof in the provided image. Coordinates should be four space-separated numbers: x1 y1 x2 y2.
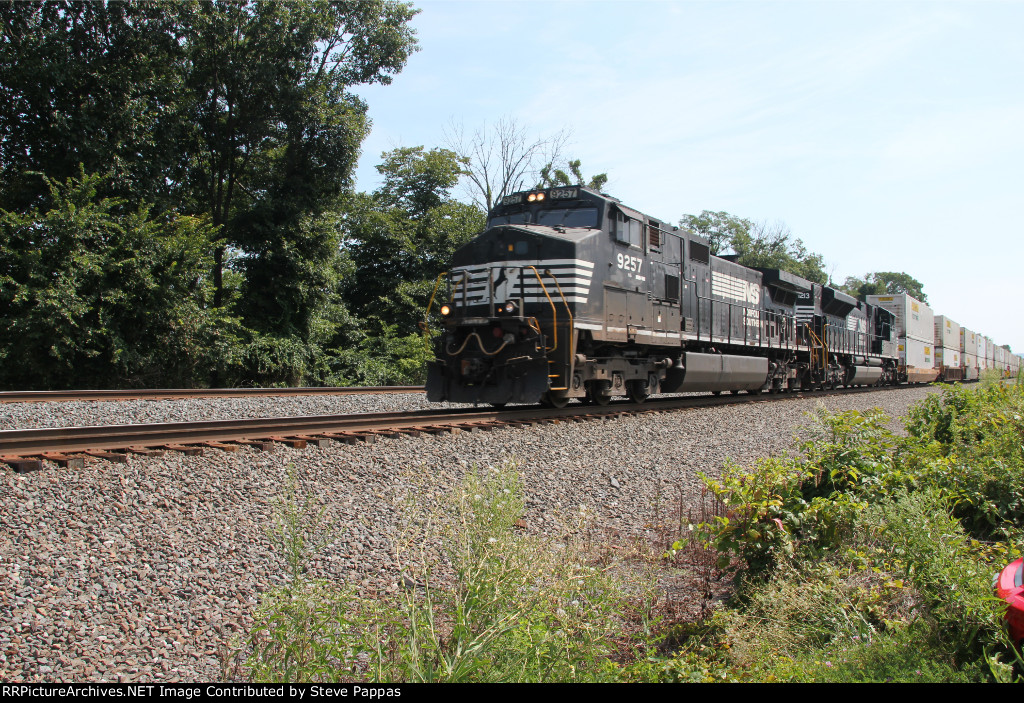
491 185 666 223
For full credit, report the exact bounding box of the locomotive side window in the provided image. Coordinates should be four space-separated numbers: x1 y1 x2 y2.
614 211 642 247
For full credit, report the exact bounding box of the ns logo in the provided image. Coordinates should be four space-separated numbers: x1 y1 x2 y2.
745 281 761 306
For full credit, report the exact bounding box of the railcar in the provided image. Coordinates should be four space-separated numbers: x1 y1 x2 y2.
424 186 899 407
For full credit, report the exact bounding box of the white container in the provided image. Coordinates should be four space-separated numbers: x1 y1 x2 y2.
934 316 960 350
898 336 939 382
978 336 988 369
962 352 979 381
936 347 960 369
868 294 933 342
986 337 996 363
960 327 978 355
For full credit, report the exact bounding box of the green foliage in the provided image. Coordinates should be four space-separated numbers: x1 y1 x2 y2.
694 408 899 578
344 148 485 331
680 386 1024 682
328 322 433 386
904 383 1024 538
0 170 228 389
678 210 750 256
729 221 828 284
1 0 423 389
536 159 608 192
0 1 185 209
678 211 828 283
840 271 928 303
246 462 646 682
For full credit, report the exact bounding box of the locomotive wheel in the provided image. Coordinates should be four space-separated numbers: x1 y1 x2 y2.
541 392 570 409
585 380 612 406
626 380 649 404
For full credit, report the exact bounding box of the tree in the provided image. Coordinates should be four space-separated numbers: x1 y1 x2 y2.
343 147 485 330
445 117 570 211
679 211 828 283
174 1 420 312
679 210 753 256
840 272 928 303
536 159 608 192
0 170 227 389
0 1 422 387
0 1 185 210
727 220 827 284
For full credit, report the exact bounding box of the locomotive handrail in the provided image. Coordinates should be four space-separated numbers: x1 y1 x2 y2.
807 326 828 374
543 269 576 391
526 266 559 354
544 269 576 359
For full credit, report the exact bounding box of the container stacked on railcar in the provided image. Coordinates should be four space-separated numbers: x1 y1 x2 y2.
960 328 979 381
866 293 938 384
934 315 962 382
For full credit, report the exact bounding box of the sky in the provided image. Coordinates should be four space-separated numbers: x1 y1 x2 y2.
351 0 1024 353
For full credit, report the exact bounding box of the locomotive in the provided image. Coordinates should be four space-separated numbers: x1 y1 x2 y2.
424 186 901 407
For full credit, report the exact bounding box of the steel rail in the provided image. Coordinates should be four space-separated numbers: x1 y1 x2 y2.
0 386 425 404
0 384 911 458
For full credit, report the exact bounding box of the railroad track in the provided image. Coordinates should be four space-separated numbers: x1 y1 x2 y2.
0 384 910 472
0 385 424 403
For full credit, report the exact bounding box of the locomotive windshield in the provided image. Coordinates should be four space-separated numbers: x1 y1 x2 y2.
487 207 599 230
488 211 530 228
536 207 599 228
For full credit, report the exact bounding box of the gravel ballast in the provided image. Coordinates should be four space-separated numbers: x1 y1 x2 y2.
0 385 940 682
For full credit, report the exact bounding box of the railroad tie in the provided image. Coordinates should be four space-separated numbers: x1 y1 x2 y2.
292 435 332 449
124 446 166 458
201 441 240 453
234 440 276 452
1 455 43 473
38 452 86 469
267 436 308 449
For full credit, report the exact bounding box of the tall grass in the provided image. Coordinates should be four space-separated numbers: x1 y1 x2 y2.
244 463 654 682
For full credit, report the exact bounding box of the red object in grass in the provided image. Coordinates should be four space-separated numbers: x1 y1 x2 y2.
996 558 1024 645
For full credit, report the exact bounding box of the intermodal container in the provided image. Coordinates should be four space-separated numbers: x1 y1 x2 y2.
867 294 933 343
934 316 961 350
960 327 978 355
936 347 961 370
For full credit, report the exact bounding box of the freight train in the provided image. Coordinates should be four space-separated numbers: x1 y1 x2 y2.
424 186 1019 407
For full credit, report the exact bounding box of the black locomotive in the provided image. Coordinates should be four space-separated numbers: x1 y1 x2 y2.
425 186 899 407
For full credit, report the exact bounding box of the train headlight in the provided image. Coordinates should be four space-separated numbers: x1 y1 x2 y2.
527 193 536 202
440 304 451 316
536 192 545 201
503 301 517 314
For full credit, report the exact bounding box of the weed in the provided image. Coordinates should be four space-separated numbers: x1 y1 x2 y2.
244 461 652 682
